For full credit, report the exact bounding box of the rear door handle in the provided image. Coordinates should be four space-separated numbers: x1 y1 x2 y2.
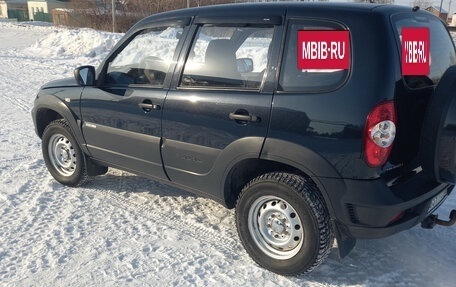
229 112 260 123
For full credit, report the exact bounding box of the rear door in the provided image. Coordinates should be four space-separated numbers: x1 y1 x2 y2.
390 13 456 174
80 20 190 179
161 18 282 194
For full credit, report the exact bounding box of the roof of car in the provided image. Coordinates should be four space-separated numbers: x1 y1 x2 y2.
130 3 421 31
158 2 385 16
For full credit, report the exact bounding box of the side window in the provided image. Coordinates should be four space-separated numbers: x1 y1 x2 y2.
181 25 274 89
106 26 183 87
278 21 349 93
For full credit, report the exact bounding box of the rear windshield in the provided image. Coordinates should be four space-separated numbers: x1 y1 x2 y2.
392 13 456 88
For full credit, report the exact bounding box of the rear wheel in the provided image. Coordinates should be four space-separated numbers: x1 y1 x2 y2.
42 119 88 187
235 172 332 276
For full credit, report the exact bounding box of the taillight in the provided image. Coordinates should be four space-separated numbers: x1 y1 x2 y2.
363 101 397 167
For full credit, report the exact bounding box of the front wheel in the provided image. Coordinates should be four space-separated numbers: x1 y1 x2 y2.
42 119 88 187
235 172 333 276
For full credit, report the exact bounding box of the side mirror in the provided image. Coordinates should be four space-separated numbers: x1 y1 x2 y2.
74 65 96 86
237 58 254 73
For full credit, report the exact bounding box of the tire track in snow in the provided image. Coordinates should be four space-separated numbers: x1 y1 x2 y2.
0 57 37 113
0 156 33 167
0 160 57 282
0 159 112 285
0 166 254 286
0 52 77 114
96 172 244 259
3 169 259 287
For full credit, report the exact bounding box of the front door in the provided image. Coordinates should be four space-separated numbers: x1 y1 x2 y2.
80 24 188 180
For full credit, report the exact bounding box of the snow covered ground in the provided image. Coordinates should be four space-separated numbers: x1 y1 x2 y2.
0 22 455 287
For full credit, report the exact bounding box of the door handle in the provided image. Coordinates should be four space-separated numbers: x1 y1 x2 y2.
229 112 260 123
139 101 161 112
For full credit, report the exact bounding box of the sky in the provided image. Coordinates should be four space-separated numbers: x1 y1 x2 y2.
383 0 453 15
396 0 454 14
331 0 456 17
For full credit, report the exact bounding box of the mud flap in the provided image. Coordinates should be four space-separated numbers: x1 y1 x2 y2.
333 220 357 258
420 65 456 184
85 158 108 176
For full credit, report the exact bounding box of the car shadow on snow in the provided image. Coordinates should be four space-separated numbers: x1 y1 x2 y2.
85 169 198 199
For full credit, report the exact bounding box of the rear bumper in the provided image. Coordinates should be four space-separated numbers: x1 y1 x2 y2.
319 172 454 239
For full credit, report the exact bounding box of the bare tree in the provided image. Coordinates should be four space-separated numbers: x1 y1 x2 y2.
67 0 113 31
67 0 337 32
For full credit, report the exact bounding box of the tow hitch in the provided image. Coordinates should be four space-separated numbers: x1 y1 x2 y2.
421 210 456 229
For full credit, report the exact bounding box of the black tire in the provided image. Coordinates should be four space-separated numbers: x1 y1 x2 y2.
235 172 332 276
42 119 89 187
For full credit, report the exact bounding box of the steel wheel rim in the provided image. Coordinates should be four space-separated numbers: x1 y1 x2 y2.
48 133 77 177
248 195 304 260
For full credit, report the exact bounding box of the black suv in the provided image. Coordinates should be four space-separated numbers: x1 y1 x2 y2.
32 3 456 275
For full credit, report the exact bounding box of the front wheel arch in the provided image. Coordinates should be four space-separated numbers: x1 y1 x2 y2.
34 108 63 138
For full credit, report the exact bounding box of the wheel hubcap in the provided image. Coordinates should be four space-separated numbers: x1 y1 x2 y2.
48 133 77 176
248 196 304 260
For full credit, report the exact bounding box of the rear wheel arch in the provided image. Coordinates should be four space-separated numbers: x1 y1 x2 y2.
221 139 351 251
223 158 302 208
259 139 344 215
224 155 354 267
223 157 334 218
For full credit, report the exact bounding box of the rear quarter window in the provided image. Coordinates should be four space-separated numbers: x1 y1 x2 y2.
393 13 456 88
278 20 350 93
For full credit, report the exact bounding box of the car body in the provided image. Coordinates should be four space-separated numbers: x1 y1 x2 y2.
32 3 456 275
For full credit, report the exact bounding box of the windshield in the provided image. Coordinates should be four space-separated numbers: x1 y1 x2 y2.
393 13 456 88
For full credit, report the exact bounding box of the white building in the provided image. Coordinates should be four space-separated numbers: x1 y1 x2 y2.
0 0 28 19
450 13 456 27
0 1 7 18
27 0 69 21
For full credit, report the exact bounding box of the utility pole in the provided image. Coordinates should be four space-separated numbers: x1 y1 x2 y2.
112 0 116 33
439 0 444 20
448 0 453 16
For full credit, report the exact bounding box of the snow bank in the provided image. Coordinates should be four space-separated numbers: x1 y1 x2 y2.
26 27 122 60
111 28 180 68
19 23 268 73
